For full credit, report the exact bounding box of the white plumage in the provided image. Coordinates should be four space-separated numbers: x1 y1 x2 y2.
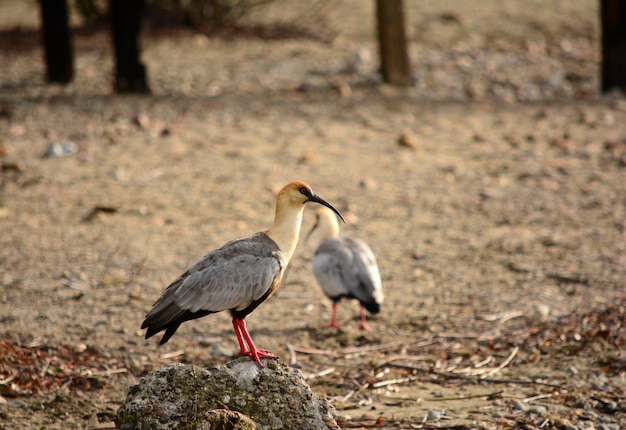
310 207 383 330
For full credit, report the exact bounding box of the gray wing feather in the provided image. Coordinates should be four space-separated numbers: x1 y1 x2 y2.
313 236 383 305
175 254 279 312
147 233 284 319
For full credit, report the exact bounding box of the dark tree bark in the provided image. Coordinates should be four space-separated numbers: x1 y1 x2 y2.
110 0 150 93
376 0 413 86
40 0 74 83
601 0 626 92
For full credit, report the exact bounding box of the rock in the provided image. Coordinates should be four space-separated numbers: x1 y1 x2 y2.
115 358 339 430
426 410 442 421
197 336 222 347
512 400 527 411
210 342 234 359
531 303 551 322
196 409 256 430
596 425 620 430
43 141 77 158
132 113 150 129
396 130 418 150
526 405 547 416
553 417 576 430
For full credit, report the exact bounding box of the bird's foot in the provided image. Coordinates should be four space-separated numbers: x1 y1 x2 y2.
239 348 276 357
238 348 275 356
239 348 278 367
325 319 341 329
359 321 372 331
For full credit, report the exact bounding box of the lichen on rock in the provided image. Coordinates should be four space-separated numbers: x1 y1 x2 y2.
115 358 339 430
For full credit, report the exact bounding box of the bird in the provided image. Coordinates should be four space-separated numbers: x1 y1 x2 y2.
141 181 344 366
308 206 383 330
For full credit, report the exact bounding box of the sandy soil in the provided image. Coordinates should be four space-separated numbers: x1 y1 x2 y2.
0 1 624 429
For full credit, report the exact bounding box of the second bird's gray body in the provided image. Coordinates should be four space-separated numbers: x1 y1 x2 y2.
313 231 383 313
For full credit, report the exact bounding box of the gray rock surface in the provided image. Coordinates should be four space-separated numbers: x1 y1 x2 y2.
115 358 339 430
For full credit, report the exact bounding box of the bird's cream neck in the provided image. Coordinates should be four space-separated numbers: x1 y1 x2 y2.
316 209 340 242
264 200 305 261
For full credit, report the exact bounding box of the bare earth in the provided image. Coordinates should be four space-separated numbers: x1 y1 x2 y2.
1 1 625 429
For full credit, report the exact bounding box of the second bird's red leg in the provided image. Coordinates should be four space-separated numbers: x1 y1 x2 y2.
327 302 341 328
359 305 371 331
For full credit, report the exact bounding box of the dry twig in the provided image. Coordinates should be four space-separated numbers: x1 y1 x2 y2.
480 346 518 378
285 342 298 365
160 350 185 360
303 367 335 380
374 359 561 388
427 390 504 402
0 370 17 385
371 376 415 389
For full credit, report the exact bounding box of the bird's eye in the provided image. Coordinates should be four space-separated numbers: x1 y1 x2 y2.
299 187 311 196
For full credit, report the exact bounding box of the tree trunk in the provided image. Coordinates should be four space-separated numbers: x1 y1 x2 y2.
40 0 74 83
601 0 626 92
376 0 413 86
110 0 150 93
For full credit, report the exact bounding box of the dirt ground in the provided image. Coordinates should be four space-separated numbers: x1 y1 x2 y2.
1 0 625 429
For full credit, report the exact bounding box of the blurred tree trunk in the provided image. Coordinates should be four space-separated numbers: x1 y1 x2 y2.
40 0 74 83
601 0 626 92
110 0 150 93
376 0 413 86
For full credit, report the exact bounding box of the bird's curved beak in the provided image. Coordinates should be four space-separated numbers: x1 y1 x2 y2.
304 192 345 224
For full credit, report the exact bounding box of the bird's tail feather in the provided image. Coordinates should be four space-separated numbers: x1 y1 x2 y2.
142 309 213 344
363 301 380 314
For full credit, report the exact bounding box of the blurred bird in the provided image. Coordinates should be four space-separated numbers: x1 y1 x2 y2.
308 207 383 330
141 181 344 366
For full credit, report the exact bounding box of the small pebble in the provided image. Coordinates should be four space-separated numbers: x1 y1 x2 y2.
532 303 551 321
396 130 418 150
211 343 234 358
43 141 77 158
596 424 620 430
359 178 378 190
133 113 150 129
579 409 597 419
426 410 441 421
198 336 222 347
526 405 547 416
512 400 527 411
595 399 618 414
553 418 576 430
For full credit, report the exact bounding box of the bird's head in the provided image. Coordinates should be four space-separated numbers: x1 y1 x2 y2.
268 181 344 260
306 206 341 243
277 181 345 223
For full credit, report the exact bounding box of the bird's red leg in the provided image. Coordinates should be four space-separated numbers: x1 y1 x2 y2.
327 302 341 328
359 305 371 331
232 318 277 366
232 319 250 355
